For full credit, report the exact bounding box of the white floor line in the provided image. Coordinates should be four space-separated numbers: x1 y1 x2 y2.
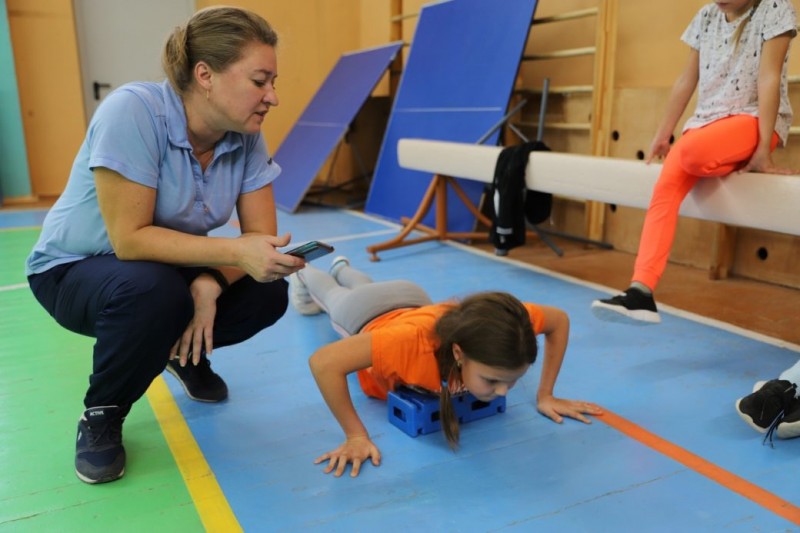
0 225 42 232
331 209 800 354
317 228 400 245
343 208 403 228
444 239 800 353
0 282 29 292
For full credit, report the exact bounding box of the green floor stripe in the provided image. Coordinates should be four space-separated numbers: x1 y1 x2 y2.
0 228 39 287
0 233 204 531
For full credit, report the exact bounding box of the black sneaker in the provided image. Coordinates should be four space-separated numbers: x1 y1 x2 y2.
735 379 797 433
165 355 228 402
776 394 800 440
591 287 660 325
75 405 127 484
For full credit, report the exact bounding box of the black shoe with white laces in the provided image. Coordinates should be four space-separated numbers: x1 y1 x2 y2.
591 287 660 325
735 379 797 434
165 355 228 402
75 405 128 484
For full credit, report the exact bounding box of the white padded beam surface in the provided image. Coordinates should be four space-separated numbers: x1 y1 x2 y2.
397 138 800 236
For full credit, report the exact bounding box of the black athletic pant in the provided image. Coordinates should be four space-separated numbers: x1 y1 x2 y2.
29 255 288 408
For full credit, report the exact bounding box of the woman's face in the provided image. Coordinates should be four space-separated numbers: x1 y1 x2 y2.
455 346 529 402
209 42 279 134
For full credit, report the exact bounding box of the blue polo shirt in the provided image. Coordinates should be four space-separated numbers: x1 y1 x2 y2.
26 80 281 276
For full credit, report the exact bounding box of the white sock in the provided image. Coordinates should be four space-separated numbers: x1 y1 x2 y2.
630 281 652 295
779 358 800 397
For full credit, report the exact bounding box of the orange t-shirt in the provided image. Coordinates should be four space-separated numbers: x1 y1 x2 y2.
357 302 546 400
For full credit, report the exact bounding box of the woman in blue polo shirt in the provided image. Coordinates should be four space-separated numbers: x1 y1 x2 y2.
25 6 303 485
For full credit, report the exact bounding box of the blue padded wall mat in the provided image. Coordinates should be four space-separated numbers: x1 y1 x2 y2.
364 0 538 231
273 42 403 212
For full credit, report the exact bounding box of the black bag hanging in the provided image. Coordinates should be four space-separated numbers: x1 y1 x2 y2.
489 141 553 252
524 140 553 225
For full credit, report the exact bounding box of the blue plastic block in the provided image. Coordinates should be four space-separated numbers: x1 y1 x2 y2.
387 385 506 437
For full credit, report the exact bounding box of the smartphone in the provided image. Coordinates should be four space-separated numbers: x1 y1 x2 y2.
285 240 334 262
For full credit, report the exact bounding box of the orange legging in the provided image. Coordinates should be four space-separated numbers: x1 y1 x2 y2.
633 114 780 291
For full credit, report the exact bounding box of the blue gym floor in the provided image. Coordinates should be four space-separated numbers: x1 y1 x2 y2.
1 206 799 531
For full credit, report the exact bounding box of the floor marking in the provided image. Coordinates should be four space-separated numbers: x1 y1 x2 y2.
146 376 242 533
340 207 800 352
598 408 800 526
0 225 41 232
0 283 29 292
316 228 399 244
443 239 800 353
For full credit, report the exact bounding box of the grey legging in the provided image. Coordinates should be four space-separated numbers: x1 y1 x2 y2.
297 262 432 337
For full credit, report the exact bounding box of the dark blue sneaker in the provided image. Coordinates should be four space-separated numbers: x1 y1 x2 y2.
166 354 228 402
591 287 660 325
75 405 127 484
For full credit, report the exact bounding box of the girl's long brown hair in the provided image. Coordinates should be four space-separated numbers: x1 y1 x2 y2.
433 292 537 448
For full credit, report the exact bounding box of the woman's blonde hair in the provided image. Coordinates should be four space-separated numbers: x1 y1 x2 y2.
433 292 537 448
162 6 278 95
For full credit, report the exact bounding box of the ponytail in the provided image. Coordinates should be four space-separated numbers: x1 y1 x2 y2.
434 292 537 449
439 381 460 449
732 0 761 50
162 6 278 95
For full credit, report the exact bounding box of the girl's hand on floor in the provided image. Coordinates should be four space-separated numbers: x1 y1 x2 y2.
537 395 603 424
314 435 381 478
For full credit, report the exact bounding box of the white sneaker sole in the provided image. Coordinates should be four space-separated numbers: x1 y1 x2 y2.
776 419 800 439
590 301 661 325
734 397 768 434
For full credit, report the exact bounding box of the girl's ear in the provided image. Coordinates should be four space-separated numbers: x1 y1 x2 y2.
452 343 464 365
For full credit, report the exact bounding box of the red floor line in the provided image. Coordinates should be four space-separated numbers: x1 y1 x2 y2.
598 409 800 526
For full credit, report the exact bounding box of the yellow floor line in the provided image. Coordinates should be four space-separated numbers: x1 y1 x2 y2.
146 376 242 533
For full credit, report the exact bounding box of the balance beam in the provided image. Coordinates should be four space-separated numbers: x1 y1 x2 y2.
396 138 800 237
364 137 799 261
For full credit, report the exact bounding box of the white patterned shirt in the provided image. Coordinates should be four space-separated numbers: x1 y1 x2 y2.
681 0 797 146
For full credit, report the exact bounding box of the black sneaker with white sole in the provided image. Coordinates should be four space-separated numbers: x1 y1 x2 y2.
591 287 660 325
75 405 128 484
165 355 228 402
735 379 797 434
776 398 800 440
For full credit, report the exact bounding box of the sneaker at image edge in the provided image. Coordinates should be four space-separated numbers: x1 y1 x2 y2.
776 398 800 439
590 287 660 325
288 272 322 316
165 355 228 402
735 379 797 433
75 405 127 484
